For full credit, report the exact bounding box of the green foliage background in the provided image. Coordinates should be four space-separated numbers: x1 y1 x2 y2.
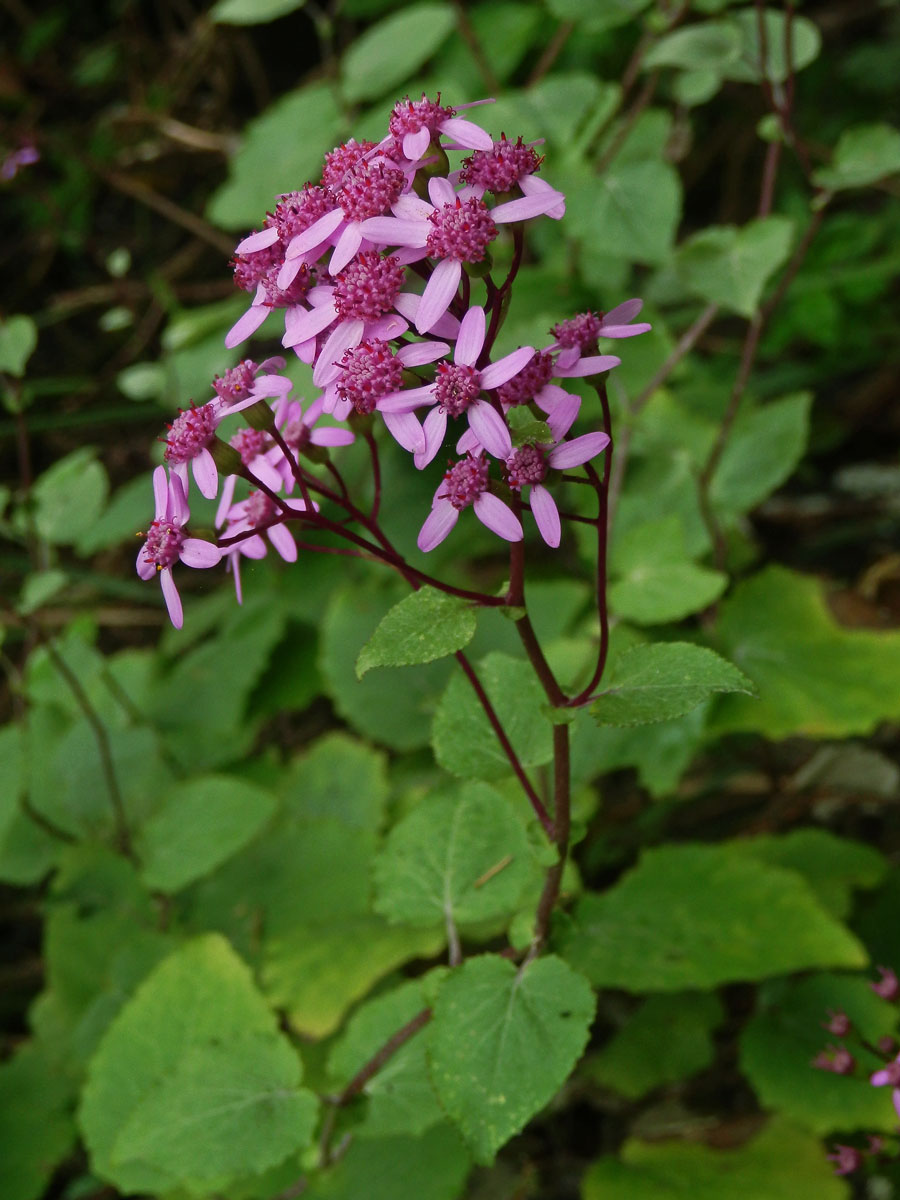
1 1 900 1197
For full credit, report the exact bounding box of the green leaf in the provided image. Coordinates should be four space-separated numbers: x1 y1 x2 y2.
643 22 742 72
340 5 457 104
739 974 899 1135
0 315 38 377
583 1118 847 1200
210 0 305 22
374 782 540 929
327 977 443 1138
320 582 453 751
543 0 651 32
263 917 443 1038
428 954 595 1163
722 9 821 85
302 1124 471 1200
138 775 278 893
711 566 900 738
356 586 477 678
32 448 109 545
671 68 724 107
207 83 346 229
565 157 681 265
280 732 388 830
432 651 553 780
79 935 318 1195
559 843 867 991
0 1042 76 1200
608 517 727 625
731 829 886 919
18 568 68 615
674 217 793 316
590 642 755 727
814 122 900 191
587 993 723 1101
709 393 811 517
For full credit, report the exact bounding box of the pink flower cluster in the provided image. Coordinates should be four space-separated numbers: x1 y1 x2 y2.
137 93 651 625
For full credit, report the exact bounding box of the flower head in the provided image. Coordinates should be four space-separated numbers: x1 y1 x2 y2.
417 452 522 552
136 467 221 629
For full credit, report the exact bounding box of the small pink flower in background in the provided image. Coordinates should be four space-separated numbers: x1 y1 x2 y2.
1 139 39 181
870 1054 900 1088
136 467 221 629
459 134 564 219
811 1044 855 1074
872 966 900 1001
826 1145 862 1176
551 301 652 370
219 489 313 604
380 305 531 468
417 453 522 552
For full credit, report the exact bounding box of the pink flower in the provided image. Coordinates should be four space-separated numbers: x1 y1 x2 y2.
417 453 522 552
826 1145 862 1176
219 489 312 603
384 94 495 161
551 301 652 370
360 176 564 333
871 966 900 1001
459 134 565 219
379 305 532 467
136 467 221 629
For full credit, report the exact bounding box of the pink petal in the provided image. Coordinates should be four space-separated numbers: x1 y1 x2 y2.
394 293 460 338
313 319 365 387
414 407 448 468
492 190 567 224
152 465 168 518
381 409 426 455
329 223 364 275
545 392 581 441
403 128 432 161
192 448 219 500
548 432 610 469
418 500 458 551
529 484 560 547
282 300 337 348
599 322 652 338
230 553 243 605
180 537 223 568
285 208 344 259
519 173 566 218
473 492 523 542
169 472 189 525
602 298 644 326
312 426 355 447
455 305 486 367
438 117 494 151
136 547 156 581
359 215 429 248
428 176 456 208
225 304 269 350
249 455 284 493
215 475 238 529
377 384 435 414
235 227 280 254
393 194 435 221
456 427 480 456
468 400 511 460
159 568 183 629
267 522 298 562
416 259 462 334
534 383 576 415
367 314 408 341
555 354 621 378
480 345 535 390
397 340 450 368
276 256 305 292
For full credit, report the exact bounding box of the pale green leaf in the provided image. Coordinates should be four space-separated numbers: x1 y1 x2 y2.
711 566 900 738
740 974 899 1135
327 977 443 1138
280 732 388 830
643 22 741 71
814 122 900 191
0 1043 76 1200
559 843 867 991
302 1123 471 1200
588 993 723 1101
723 10 822 83
590 642 755 726
583 1118 847 1199
138 775 277 893
565 158 681 265
341 5 457 103
79 935 318 1195
374 782 540 929
32 449 109 545
709 393 811 517
428 954 595 1163
543 0 651 32
210 0 305 22
208 84 346 228
431 651 553 780
609 516 727 625
356 586 477 678
0 315 38 377
674 217 793 316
